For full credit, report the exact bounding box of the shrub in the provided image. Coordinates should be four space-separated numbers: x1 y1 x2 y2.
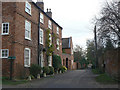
62 66 67 71
43 66 50 75
2 77 9 81
30 64 41 78
59 66 67 73
52 55 62 72
49 66 54 75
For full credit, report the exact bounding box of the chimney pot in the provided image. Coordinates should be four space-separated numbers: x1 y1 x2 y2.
49 8 51 12
47 8 48 12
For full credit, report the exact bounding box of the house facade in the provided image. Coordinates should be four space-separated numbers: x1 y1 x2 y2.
1 1 62 78
62 37 75 70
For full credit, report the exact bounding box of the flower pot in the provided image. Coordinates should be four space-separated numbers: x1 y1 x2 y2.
59 70 61 74
28 76 31 81
37 74 40 79
43 73 46 77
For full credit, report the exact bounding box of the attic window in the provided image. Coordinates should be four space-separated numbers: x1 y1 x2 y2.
25 1 31 15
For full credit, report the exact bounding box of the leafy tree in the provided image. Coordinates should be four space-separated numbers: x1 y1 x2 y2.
86 40 96 68
74 45 88 68
52 55 62 72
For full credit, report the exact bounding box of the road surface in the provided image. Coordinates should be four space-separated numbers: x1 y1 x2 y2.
2 69 119 88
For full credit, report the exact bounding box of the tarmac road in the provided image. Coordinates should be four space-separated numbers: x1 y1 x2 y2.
2 69 119 88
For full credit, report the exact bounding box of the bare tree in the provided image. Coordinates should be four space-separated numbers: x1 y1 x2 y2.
95 1 120 48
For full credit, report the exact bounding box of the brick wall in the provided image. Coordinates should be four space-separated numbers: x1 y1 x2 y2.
2 1 63 78
2 2 39 78
98 48 120 80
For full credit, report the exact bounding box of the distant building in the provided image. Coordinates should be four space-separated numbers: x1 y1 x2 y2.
62 37 76 70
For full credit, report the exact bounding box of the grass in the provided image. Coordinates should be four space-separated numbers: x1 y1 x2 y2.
92 68 118 84
92 68 103 74
96 73 118 84
2 80 28 85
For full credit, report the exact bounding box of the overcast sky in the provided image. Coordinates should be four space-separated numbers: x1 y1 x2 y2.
33 0 109 49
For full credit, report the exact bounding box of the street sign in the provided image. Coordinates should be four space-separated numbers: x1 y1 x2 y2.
8 56 16 60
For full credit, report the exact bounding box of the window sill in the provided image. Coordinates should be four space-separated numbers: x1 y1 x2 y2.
25 38 31 41
25 11 32 16
40 43 44 45
1 33 9 35
24 66 30 68
0 57 8 59
40 22 44 25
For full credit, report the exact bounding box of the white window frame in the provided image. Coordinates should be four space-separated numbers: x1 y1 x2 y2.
39 28 44 45
25 20 31 40
49 34 52 46
48 20 52 29
24 48 31 67
0 49 9 58
49 34 52 45
40 13 44 24
40 52 44 67
2 23 9 35
25 1 31 15
57 39 59 50
57 27 59 35
49 56 52 66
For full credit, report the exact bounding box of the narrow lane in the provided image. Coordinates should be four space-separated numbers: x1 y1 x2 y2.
3 69 118 88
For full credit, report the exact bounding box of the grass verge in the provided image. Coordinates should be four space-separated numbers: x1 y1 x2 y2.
92 68 103 74
2 80 28 85
96 73 118 84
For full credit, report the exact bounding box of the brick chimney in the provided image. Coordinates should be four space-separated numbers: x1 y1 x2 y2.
46 8 52 18
36 0 44 11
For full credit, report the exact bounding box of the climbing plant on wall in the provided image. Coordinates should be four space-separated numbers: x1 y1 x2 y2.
46 29 54 65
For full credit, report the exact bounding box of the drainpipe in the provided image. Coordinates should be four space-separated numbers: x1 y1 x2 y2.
38 11 40 66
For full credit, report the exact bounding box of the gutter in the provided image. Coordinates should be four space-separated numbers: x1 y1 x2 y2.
38 11 40 65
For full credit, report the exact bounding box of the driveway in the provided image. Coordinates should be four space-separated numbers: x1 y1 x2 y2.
2 69 119 88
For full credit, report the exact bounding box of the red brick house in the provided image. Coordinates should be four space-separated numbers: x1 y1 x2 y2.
62 37 75 70
1 1 62 79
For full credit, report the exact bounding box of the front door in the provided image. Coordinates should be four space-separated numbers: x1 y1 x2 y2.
66 58 68 69
39 52 44 67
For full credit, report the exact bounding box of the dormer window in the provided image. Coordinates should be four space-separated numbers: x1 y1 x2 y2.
25 1 31 15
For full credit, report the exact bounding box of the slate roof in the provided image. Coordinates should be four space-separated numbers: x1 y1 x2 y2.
62 38 71 49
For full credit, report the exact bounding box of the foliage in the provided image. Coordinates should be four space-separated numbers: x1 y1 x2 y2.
94 1 120 48
86 40 96 67
92 68 104 74
46 29 54 65
43 66 50 75
48 66 54 75
62 49 66 53
2 80 28 85
74 45 88 68
30 64 41 78
96 73 117 84
2 77 9 81
59 66 67 73
52 55 62 72
62 66 67 71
